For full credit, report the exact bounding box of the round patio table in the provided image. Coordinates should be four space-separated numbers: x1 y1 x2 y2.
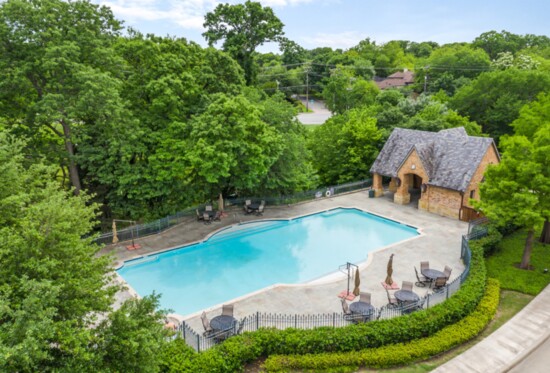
210 315 236 332
422 269 445 281
395 290 420 303
349 302 375 321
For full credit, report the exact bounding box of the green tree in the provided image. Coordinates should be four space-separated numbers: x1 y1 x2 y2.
203 0 285 85
451 69 550 142
323 70 379 114
0 0 124 195
509 93 550 243
308 107 382 185
473 125 549 268
416 44 491 93
0 132 169 371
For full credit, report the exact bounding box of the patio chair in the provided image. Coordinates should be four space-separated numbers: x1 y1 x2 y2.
203 212 212 225
414 266 430 287
201 312 213 336
243 200 251 213
385 288 398 308
420 261 429 273
256 204 264 216
443 265 452 279
402 281 413 292
432 276 447 292
222 304 234 317
236 317 247 335
196 209 204 221
341 298 355 321
205 205 213 212
359 292 371 304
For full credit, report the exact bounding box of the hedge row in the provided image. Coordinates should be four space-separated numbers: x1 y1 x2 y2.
263 278 500 372
161 243 487 372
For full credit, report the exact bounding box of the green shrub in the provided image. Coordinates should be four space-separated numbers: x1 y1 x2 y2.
472 224 502 256
167 242 487 372
263 279 500 372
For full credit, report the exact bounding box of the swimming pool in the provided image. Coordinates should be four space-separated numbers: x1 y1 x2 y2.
117 208 419 316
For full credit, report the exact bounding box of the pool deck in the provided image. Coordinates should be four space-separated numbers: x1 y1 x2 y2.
102 190 468 332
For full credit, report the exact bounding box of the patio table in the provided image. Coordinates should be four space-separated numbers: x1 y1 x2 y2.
210 315 236 331
395 290 420 303
422 268 445 281
349 301 375 321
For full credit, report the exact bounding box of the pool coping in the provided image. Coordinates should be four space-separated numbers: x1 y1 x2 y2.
114 205 424 322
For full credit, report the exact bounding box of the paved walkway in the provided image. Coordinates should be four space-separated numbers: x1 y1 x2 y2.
434 284 550 373
104 191 467 333
296 97 332 125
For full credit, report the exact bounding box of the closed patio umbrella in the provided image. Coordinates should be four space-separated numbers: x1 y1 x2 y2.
385 254 395 286
353 267 360 296
218 193 224 212
112 220 119 244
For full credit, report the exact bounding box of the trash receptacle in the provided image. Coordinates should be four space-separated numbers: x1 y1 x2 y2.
368 189 375 198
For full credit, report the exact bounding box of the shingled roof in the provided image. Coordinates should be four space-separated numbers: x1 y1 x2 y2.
370 127 498 192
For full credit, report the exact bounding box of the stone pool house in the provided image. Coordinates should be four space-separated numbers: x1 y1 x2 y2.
370 127 500 221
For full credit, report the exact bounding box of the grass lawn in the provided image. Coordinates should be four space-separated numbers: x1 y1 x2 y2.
486 229 550 295
357 291 533 373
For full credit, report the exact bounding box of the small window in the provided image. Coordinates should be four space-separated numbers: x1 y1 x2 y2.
469 190 475 199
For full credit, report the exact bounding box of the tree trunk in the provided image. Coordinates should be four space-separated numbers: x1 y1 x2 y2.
61 119 82 195
540 219 550 244
520 228 535 269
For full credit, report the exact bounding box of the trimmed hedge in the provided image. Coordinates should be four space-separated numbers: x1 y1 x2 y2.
161 243 487 372
263 278 500 372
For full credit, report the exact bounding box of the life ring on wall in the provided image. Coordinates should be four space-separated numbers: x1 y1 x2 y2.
325 190 332 197
421 183 427 193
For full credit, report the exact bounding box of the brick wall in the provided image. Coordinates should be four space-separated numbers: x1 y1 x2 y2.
421 186 462 219
463 144 500 208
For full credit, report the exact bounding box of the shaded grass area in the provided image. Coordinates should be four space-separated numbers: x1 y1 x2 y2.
358 291 533 373
486 229 550 295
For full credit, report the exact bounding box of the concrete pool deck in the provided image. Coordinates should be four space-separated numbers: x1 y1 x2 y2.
102 190 468 332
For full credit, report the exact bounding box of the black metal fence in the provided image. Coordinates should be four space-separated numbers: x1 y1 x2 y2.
178 233 478 352
94 179 372 246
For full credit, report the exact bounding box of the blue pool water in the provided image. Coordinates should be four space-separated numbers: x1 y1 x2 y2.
117 208 418 316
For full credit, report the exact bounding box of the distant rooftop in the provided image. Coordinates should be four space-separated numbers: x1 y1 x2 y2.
375 70 415 89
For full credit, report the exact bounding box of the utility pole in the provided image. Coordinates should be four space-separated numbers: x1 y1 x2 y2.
305 68 309 111
423 65 429 93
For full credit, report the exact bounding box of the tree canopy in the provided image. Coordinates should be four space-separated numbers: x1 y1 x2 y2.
203 0 284 84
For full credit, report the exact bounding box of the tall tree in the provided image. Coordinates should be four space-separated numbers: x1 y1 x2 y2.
203 0 285 85
473 125 549 268
451 69 550 143
308 107 381 185
0 0 124 194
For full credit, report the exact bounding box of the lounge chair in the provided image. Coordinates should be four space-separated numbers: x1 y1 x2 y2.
201 311 213 336
359 292 371 304
196 209 204 221
203 212 212 225
432 276 447 292
222 304 234 317
414 266 430 287
385 288 398 308
443 265 452 279
402 281 413 292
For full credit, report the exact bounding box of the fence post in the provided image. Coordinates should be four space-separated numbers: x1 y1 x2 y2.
197 334 200 353
182 322 186 340
446 285 450 300
256 311 259 330
427 294 430 309
333 312 336 327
